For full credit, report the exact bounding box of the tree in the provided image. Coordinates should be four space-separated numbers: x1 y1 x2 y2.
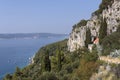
14 67 23 77
85 28 92 47
56 49 62 71
4 74 12 80
117 25 120 32
41 50 51 72
99 18 107 44
45 50 51 72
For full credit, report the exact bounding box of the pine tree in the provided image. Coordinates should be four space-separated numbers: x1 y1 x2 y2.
41 50 51 72
57 49 62 71
85 28 92 47
15 67 21 76
99 18 107 44
45 50 51 71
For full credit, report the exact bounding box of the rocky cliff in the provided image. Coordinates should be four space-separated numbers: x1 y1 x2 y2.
68 0 120 52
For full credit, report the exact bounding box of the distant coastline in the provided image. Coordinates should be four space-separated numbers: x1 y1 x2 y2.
0 33 68 39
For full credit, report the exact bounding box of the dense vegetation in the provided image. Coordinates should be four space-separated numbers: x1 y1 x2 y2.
99 18 107 44
4 26 120 80
85 28 92 47
72 19 87 31
3 0 120 79
3 39 100 80
101 27 120 55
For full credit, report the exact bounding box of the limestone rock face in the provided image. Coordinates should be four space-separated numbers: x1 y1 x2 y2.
102 0 120 34
68 26 87 52
68 0 120 52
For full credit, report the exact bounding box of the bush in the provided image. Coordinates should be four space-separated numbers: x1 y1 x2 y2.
64 64 73 73
112 64 120 78
72 20 87 31
3 74 12 80
102 31 120 55
75 59 99 80
38 72 58 80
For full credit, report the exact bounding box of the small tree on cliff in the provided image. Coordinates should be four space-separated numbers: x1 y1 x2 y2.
85 28 92 47
99 18 107 44
117 24 120 32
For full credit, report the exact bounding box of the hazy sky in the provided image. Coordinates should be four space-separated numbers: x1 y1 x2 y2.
0 0 101 34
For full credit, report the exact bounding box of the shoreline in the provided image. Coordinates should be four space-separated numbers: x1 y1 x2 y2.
1 36 68 80
29 55 35 64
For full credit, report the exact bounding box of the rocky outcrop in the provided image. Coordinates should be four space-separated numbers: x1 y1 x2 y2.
68 25 87 52
68 0 120 52
99 56 120 64
102 0 120 34
90 65 116 80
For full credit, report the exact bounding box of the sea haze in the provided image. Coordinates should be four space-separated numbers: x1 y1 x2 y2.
0 33 67 39
0 33 68 79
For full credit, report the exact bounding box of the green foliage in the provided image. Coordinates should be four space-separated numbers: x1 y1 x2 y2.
77 20 87 27
117 25 120 32
38 72 58 80
84 51 99 62
93 0 114 16
85 28 92 47
99 18 107 44
75 61 99 80
34 39 68 64
3 39 100 80
3 0 120 79
102 31 120 55
72 51 99 80
72 24 77 31
3 74 12 80
72 20 87 31
15 67 22 76
56 49 62 71
112 64 120 78
41 50 51 72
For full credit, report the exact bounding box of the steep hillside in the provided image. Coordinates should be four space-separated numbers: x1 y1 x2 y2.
3 0 120 80
68 0 120 52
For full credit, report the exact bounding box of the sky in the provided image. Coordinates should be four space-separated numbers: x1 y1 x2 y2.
0 0 101 34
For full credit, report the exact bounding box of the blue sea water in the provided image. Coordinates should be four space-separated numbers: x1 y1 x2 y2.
0 36 67 79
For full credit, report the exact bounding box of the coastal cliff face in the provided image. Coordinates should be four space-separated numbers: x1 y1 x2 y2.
68 0 120 52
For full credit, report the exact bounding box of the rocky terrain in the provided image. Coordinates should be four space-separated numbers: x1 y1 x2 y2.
3 0 120 80
68 0 120 52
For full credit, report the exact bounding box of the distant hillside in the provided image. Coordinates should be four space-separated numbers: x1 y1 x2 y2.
0 33 68 39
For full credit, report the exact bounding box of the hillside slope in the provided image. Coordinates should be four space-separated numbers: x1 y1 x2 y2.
3 0 120 80
68 0 120 52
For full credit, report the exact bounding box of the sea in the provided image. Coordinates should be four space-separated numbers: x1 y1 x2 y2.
0 35 68 79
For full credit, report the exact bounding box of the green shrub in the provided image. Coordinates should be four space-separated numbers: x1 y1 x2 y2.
72 20 87 31
102 31 120 55
85 28 92 47
99 18 107 44
38 72 58 80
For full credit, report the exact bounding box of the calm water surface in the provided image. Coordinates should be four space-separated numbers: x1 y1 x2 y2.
0 36 67 79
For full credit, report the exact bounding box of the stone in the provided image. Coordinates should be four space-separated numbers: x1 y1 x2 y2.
68 0 120 52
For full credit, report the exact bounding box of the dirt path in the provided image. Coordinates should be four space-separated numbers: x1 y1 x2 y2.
99 56 120 64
